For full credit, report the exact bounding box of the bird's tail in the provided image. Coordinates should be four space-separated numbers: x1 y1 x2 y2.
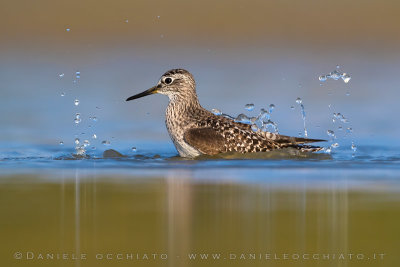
275 135 326 152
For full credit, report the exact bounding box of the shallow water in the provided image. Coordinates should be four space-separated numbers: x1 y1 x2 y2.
1 143 400 266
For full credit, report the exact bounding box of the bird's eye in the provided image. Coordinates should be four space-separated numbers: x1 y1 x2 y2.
164 77 173 84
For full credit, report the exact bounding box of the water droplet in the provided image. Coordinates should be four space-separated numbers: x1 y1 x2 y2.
244 103 255 111
74 113 81 124
96 106 101 109
102 140 110 146
351 142 357 152
59 141 64 145
345 91 350 96
250 117 257 124
338 126 343 131
83 140 90 147
346 127 353 133
74 99 80 106
235 113 250 123
341 73 351 83
132 147 137 152
269 104 275 113
331 142 339 148
326 130 335 138
330 70 341 80
296 97 302 104
336 65 340 69
61 92 65 97
74 138 80 145
58 73 65 78
319 75 327 82
325 147 332 153
211 108 222 115
75 71 81 79
265 120 279 133
65 28 71 32
91 117 98 122
290 106 295 110
92 134 97 139
251 124 259 132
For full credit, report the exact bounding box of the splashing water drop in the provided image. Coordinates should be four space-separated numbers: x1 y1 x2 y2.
102 140 110 146
331 143 339 148
325 147 332 153
211 108 222 115
319 75 327 82
75 71 81 79
59 141 64 145
74 113 81 124
296 98 307 137
351 142 357 152
92 134 97 139
326 130 335 138
346 92 350 96
132 147 137 152
235 113 250 123
244 103 255 111
269 104 275 113
346 127 353 133
336 65 340 69
341 73 351 83
74 99 80 106
61 92 65 97
74 138 80 145
91 117 98 122
330 70 341 80
83 140 90 147
58 73 65 78
290 106 295 110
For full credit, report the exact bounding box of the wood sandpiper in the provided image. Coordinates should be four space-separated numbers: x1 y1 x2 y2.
126 69 325 158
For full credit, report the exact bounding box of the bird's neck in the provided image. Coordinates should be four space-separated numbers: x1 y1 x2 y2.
166 90 202 119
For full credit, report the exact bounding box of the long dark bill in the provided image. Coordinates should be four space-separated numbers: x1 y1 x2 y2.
126 86 158 101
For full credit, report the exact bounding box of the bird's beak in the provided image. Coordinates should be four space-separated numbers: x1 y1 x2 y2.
126 86 158 101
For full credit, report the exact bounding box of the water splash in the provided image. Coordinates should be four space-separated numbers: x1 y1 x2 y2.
211 108 222 115
132 147 137 152
235 113 250 123
74 99 80 106
102 140 111 146
74 113 81 124
244 103 255 111
296 98 308 137
319 67 351 84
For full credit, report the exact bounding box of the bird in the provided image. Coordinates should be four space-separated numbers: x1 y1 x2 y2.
126 69 325 158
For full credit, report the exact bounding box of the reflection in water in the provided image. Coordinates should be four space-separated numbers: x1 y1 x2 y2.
0 173 399 266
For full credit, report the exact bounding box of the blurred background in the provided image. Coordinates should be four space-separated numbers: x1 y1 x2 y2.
1 0 400 150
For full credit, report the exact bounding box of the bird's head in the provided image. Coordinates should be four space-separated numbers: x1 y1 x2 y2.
126 69 197 102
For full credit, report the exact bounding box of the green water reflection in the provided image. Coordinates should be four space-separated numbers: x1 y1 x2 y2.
0 174 399 267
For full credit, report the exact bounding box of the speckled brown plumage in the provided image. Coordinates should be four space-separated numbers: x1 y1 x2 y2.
127 68 325 158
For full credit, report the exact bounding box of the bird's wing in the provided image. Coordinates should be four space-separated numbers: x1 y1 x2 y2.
183 127 226 155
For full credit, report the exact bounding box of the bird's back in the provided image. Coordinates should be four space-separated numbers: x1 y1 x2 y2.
183 108 324 155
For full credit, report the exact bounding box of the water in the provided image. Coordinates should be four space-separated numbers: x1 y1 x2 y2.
319 67 352 83
296 97 308 137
